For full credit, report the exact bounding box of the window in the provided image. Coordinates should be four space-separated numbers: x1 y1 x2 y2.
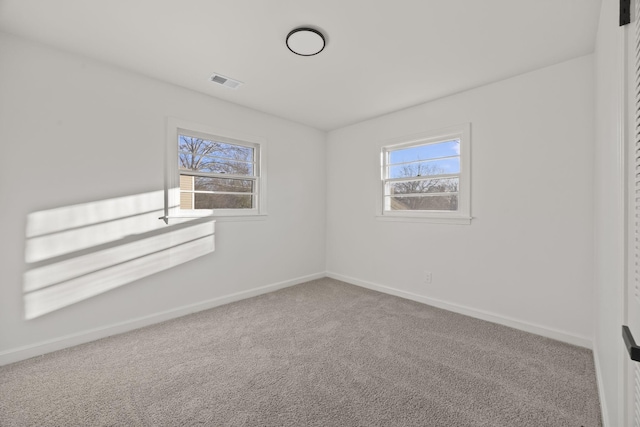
379 123 470 223
166 118 267 220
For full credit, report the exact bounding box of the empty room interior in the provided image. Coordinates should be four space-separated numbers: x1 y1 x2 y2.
0 0 637 425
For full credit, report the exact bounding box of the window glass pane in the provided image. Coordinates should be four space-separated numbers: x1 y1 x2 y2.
178 135 254 176
178 135 253 162
194 193 253 209
213 142 254 162
179 155 253 176
388 158 459 178
388 177 458 195
389 139 459 164
387 195 458 211
193 177 253 193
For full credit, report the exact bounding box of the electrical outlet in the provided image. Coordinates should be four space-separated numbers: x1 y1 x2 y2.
423 271 432 285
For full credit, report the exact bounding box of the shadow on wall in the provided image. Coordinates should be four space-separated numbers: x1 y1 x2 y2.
22 190 215 320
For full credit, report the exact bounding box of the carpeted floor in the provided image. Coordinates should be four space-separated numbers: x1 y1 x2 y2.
0 278 602 426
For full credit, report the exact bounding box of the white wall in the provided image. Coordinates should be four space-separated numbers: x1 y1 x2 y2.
0 33 326 360
326 55 595 346
593 0 626 424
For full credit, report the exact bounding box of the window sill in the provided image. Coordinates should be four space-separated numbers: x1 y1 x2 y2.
375 214 472 225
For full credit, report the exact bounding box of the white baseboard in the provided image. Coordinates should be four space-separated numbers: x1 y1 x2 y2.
0 272 325 366
1 271 594 366
592 344 610 427
326 271 593 349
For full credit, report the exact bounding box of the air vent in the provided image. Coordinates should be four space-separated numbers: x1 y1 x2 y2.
210 73 243 89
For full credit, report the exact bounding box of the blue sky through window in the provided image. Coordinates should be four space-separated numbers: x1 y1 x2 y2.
389 139 459 164
388 139 460 178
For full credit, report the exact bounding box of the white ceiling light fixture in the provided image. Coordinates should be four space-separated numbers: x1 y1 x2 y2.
286 27 326 56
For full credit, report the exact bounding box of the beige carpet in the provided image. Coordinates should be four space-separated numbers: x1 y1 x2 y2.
0 278 602 426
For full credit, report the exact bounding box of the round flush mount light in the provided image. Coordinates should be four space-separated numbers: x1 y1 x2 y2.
286 27 325 56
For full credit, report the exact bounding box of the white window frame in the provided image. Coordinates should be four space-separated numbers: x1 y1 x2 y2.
165 117 267 222
377 123 471 224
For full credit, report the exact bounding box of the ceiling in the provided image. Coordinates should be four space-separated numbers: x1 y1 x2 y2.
0 0 602 131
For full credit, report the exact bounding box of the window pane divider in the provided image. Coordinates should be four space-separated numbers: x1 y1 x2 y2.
178 151 256 165
183 190 257 196
384 173 460 182
386 192 459 198
385 209 465 214
179 171 256 180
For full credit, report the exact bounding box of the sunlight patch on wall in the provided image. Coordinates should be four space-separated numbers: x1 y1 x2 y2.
23 191 215 319
25 191 167 263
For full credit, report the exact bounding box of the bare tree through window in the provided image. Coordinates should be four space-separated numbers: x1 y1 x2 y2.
388 162 459 211
178 136 256 209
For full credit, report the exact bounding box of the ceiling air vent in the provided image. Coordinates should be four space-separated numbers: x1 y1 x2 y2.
210 73 243 89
